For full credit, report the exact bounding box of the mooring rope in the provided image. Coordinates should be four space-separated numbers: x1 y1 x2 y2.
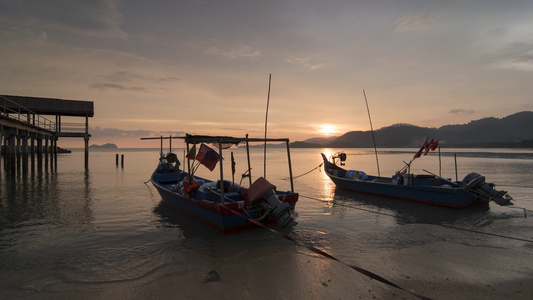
222 205 432 300
283 163 323 180
300 195 533 243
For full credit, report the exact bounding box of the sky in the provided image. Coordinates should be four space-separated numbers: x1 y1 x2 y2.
1 0 532 148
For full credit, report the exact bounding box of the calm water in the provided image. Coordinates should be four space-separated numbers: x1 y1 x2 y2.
1 147 533 298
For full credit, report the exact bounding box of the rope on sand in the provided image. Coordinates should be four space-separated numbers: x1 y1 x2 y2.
222 206 433 300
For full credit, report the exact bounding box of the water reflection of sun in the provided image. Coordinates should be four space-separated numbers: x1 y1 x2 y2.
320 156 337 202
321 174 336 201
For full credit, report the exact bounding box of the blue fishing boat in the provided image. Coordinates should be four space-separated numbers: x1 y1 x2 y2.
321 146 512 208
143 134 298 233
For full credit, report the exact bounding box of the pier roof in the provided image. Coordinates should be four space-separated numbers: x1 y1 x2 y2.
1 95 94 117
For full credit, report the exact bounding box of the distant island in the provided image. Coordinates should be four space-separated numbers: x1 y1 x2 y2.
89 143 118 149
57 147 71 153
292 111 533 148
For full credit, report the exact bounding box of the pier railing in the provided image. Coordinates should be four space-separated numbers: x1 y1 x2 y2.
0 95 55 131
59 122 87 133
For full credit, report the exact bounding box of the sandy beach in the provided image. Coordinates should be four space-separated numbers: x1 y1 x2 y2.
24 235 533 300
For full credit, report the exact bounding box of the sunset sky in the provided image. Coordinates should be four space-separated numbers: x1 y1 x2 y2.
1 0 532 148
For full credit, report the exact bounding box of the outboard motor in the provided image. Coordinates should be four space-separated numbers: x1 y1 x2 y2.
257 189 297 228
158 152 179 173
331 152 347 166
246 177 297 228
461 173 512 205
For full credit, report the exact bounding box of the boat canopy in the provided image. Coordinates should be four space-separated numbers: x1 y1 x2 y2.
141 134 290 148
141 134 295 193
184 134 289 144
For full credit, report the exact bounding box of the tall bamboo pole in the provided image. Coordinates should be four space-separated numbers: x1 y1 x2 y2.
264 74 271 179
363 89 380 177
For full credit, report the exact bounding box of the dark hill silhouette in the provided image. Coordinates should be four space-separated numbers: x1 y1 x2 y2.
300 111 533 148
438 111 533 144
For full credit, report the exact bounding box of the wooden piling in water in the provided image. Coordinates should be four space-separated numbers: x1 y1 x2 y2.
84 135 89 169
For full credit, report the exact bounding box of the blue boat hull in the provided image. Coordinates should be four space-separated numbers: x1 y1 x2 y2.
321 153 487 208
154 185 248 231
151 168 299 233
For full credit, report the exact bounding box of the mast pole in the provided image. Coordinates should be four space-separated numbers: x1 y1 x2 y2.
186 142 191 176
245 134 252 185
285 139 294 193
363 89 380 177
264 74 271 179
219 139 224 204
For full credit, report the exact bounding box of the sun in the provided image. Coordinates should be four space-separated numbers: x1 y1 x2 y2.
318 124 337 136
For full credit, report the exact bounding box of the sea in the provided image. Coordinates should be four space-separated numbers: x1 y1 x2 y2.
1 146 533 299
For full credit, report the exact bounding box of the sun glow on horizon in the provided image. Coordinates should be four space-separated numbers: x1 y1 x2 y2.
318 124 337 136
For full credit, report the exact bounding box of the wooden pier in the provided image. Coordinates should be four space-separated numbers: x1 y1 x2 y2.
1 95 94 173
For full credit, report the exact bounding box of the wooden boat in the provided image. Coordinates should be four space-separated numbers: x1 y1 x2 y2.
142 134 298 233
321 151 512 208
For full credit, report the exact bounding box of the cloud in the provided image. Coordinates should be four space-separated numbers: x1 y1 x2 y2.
101 71 181 83
486 27 507 37
285 56 323 70
90 71 181 93
155 76 182 83
84 126 187 148
89 83 148 92
394 12 434 33
496 41 533 71
0 25 49 42
449 109 476 114
205 45 261 59
0 0 127 39
90 126 185 138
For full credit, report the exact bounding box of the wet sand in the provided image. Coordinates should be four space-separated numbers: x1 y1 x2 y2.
29 240 533 300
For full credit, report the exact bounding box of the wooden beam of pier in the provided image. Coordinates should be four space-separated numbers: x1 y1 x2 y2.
1 95 94 172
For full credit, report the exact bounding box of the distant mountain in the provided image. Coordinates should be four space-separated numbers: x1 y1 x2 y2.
90 143 118 149
302 136 338 145
295 111 533 148
437 111 533 145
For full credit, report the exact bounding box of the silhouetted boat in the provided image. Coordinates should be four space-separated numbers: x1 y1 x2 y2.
142 134 298 233
321 151 512 208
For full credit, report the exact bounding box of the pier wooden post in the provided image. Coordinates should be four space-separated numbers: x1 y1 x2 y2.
37 135 43 170
16 134 21 169
7 133 16 173
84 115 89 169
45 136 48 156
22 132 28 173
84 135 89 169
0 125 3 174
53 137 58 169
44 136 49 170
30 134 35 172
30 134 35 155
50 138 55 170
